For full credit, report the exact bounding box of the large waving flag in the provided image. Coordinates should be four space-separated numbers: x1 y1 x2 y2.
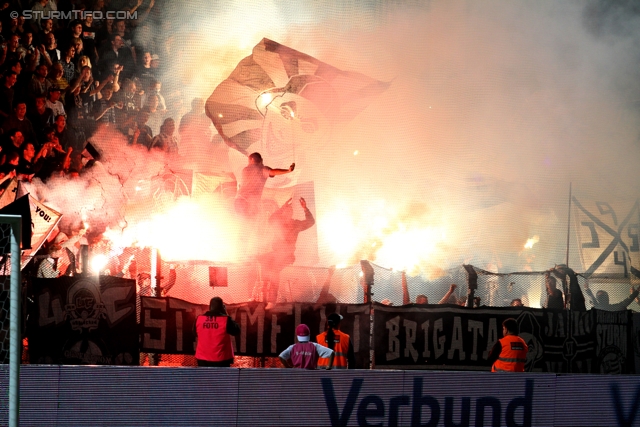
206 38 389 158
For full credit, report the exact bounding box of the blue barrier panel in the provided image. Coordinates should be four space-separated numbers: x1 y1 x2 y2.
8 365 60 426
401 371 556 427
237 369 406 427
554 375 640 427
56 366 239 427
2 366 640 426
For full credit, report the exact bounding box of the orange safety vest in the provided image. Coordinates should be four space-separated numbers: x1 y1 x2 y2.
195 315 234 362
492 335 528 372
317 329 350 369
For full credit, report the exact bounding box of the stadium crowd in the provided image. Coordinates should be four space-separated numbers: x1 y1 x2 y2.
0 0 187 182
2 2 640 314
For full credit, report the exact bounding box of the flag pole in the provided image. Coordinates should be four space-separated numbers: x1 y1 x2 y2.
565 183 572 266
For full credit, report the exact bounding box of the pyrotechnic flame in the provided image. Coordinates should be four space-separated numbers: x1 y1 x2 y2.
91 254 108 273
524 235 539 249
319 201 448 275
258 92 273 109
375 226 446 273
102 196 243 262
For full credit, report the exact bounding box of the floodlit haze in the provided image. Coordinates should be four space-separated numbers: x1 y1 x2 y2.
36 0 640 277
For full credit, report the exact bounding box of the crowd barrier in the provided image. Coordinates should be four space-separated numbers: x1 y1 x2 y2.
1 366 639 426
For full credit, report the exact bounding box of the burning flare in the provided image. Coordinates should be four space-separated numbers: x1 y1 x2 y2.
319 200 448 275
524 235 539 249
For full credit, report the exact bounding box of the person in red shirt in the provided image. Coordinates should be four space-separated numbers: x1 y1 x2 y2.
194 297 240 367
488 318 528 372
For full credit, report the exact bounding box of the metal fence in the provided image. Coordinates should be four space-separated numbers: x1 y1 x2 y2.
17 249 640 368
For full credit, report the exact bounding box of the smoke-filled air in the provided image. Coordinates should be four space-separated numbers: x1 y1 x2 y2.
30 0 640 280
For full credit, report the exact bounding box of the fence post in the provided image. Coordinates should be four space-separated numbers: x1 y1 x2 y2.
7 215 22 427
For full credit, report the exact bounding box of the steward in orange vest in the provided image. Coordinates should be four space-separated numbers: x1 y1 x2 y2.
316 313 356 369
489 318 528 372
194 297 240 367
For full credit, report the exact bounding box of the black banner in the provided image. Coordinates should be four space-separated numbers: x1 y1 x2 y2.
138 298 635 373
27 276 139 365
373 303 635 373
594 309 634 374
140 298 372 368
634 313 640 374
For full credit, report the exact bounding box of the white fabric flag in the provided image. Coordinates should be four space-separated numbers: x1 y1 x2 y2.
21 194 62 269
573 197 640 278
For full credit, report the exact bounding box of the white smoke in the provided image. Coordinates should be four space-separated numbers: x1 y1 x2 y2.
36 0 640 279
